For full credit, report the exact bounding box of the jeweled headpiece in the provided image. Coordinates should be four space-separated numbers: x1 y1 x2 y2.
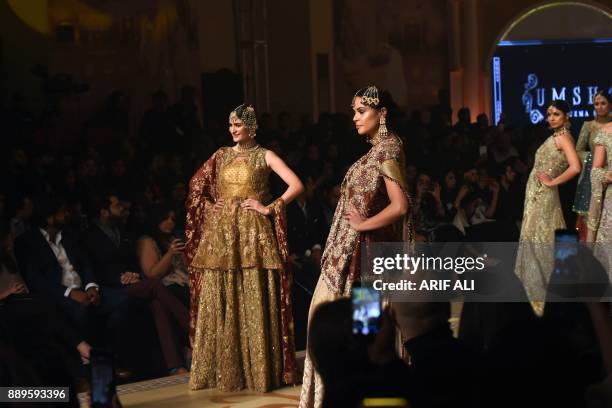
547 100 570 115
356 85 380 108
229 104 258 133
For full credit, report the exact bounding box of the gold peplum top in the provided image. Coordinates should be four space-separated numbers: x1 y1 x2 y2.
190 146 283 271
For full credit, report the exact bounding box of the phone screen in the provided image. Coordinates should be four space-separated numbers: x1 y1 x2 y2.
351 287 381 336
90 349 116 408
554 229 578 277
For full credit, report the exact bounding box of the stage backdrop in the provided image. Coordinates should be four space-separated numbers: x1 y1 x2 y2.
333 0 449 111
492 40 612 132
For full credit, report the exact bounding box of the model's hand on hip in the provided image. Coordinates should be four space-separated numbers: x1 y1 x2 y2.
536 171 554 187
344 205 366 232
241 198 270 215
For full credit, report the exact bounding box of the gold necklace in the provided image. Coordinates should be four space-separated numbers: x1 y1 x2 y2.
368 132 383 146
235 140 258 152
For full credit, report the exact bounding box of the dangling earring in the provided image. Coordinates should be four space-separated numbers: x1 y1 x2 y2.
564 119 571 130
379 116 388 137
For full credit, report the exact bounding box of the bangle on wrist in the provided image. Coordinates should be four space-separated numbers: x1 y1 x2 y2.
266 197 286 216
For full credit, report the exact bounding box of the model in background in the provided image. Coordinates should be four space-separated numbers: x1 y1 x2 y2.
587 119 612 273
573 91 611 240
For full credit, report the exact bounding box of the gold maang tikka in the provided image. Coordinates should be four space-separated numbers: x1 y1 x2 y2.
358 85 380 108
229 104 258 137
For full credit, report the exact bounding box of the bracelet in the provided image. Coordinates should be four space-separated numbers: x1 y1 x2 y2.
591 167 607 185
266 197 285 216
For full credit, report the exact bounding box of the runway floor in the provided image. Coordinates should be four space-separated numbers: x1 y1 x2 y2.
78 305 462 407
78 373 302 407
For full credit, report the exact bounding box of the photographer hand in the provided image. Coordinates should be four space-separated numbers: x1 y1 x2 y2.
368 306 397 365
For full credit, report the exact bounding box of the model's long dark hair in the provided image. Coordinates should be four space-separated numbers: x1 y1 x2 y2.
148 203 175 253
549 99 570 115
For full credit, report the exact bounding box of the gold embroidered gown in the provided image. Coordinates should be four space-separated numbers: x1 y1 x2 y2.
514 132 572 307
587 129 612 273
185 145 298 392
299 133 412 408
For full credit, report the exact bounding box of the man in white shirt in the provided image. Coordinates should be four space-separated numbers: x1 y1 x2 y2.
23 197 131 346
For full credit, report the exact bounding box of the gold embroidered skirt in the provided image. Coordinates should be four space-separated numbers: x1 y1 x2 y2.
189 202 285 392
189 267 283 392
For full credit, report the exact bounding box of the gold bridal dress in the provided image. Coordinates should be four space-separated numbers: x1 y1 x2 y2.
299 132 412 408
185 144 298 392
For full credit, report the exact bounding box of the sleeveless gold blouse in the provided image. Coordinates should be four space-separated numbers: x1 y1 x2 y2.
190 146 282 270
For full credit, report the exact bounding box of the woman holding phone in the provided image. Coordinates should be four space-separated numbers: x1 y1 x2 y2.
300 86 413 408
185 104 303 392
137 205 191 374
137 205 190 306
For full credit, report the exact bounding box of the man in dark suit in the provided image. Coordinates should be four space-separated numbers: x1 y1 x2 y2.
83 192 138 287
20 196 130 348
82 192 189 374
286 189 327 257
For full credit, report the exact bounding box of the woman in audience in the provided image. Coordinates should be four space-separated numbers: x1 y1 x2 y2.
440 169 459 219
137 205 189 306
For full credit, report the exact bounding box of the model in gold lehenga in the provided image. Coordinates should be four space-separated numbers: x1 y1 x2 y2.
185 104 303 392
299 86 413 408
